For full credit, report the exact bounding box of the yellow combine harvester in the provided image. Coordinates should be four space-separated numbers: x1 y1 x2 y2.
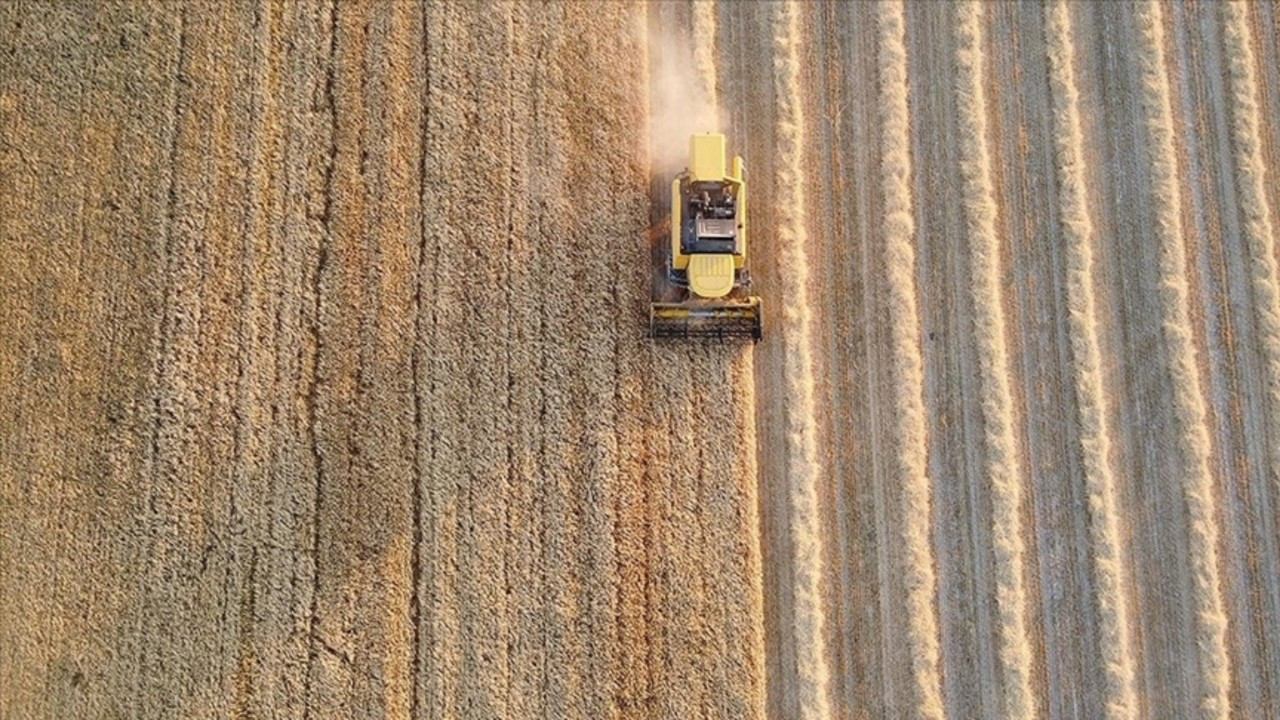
650 133 763 342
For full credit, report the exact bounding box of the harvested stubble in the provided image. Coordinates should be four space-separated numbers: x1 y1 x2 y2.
1131 3 1231 718
744 1 1278 718
768 2 831 719
952 3 1035 718
1044 2 1138 718
875 2 945 718
1222 0 1280 499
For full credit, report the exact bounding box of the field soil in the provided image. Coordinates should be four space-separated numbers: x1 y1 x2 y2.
3 2 1279 719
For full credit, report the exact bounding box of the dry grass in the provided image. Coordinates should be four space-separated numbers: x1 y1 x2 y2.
953 3 1034 717
1043 2 1137 718
692 0 718 126
875 2 944 718
1133 2 1231 717
769 3 831 718
1222 0 1280 497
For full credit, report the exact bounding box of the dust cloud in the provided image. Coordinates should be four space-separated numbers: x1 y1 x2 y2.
648 16 724 174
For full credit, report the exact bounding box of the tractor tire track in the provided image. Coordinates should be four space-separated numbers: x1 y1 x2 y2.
496 5 541 718
427 3 515 716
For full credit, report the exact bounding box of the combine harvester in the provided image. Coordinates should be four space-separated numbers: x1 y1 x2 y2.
650 133 763 342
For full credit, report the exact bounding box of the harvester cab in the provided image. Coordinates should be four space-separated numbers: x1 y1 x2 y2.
649 133 763 342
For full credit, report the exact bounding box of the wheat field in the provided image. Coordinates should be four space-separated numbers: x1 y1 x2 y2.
3 2 1279 718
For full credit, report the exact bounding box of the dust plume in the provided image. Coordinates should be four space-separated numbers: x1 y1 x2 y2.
648 2 724 174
